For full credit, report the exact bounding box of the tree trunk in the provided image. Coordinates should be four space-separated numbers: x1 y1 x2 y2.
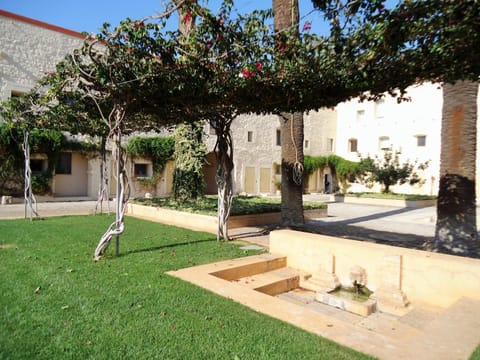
95 136 110 215
433 80 479 257
94 104 130 261
22 131 39 220
279 112 304 226
214 116 234 241
274 0 304 227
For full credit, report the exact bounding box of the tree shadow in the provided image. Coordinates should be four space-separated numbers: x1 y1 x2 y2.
118 237 217 258
318 206 421 226
293 222 432 251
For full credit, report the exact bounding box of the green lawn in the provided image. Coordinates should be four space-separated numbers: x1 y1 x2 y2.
0 215 370 360
133 195 327 216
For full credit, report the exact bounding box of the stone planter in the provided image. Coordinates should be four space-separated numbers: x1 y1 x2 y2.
334 195 436 208
127 203 327 234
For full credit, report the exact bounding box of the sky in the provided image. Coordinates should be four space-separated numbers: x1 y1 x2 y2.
0 0 327 35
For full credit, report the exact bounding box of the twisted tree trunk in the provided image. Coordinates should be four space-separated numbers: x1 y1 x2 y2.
213 116 234 241
95 136 111 215
23 131 39 220
94 104 130 261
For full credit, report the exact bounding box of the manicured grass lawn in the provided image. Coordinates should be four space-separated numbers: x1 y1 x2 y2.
0 215 370 360
133 195 326 216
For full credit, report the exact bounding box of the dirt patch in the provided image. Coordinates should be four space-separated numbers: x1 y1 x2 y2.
0 244 15 249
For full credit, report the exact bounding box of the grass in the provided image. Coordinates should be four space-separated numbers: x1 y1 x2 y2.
0 215 370 360
342 192 436 201
133 195 327 216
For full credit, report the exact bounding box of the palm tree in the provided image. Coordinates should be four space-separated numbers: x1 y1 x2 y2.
273 0 305 226
433 80 479 257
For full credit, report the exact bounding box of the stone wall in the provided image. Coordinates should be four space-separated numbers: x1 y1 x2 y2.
0 10 85 101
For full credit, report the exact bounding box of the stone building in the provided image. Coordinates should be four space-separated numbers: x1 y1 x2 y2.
2 9 479 200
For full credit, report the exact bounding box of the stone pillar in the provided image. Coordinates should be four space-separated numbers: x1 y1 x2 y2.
372 255 410 315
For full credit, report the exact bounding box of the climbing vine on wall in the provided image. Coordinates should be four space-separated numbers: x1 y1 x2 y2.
0 122 99 195
172 122 207 201
304 154 364 193
126 135 175 183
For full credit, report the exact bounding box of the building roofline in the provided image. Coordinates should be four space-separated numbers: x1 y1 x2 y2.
0 9 86 40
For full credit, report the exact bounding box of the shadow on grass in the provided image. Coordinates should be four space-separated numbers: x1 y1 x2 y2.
119 237 217 258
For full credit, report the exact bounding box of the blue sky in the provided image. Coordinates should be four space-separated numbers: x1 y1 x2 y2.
0 0 327 35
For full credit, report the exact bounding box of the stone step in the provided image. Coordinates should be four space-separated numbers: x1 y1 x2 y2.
210 254 287 281
235 268 309 296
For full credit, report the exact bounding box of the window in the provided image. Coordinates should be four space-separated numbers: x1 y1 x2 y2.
416 135 426 147
276 129 281 146
274 163 281 175
379 136 390 150
375 99 385 118
356 110 365 122
56 153 72 174
348 138 358 152
134 163 149 178
327 138 334 152
247 131 253 142
30 159 47 174
304 139 309 149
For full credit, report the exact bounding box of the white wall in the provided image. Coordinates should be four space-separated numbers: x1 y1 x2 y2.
336 83 443 195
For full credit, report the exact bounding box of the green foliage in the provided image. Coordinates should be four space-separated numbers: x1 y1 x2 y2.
126 136 175 173
0 216 371 360
133 195 326 216
304 155 364 193
173 122 207 201
0 122 100 195
360 150 429 193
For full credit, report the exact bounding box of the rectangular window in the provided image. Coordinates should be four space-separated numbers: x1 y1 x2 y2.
275 163 281 175
30 159 47 174
247 131 253 142
304 139 309 149
328 138 334 152
356 110 365 122
276 129 281 146
348 139 358 152
416 135 426 147
379 136 390 150
56 153 72 174
375 99 385 118
134 163 149 178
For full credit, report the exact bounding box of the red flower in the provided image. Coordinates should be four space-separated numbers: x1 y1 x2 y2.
184 9 192 23
241 69 254 79
255 62 262 71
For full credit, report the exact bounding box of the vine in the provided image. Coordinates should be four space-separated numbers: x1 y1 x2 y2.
172 122 207 201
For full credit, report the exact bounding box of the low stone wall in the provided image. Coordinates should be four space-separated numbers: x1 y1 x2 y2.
270 229 480 310
127 203 327 234
334 195 436 208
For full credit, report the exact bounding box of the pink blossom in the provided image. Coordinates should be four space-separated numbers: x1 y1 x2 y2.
302 21 312 32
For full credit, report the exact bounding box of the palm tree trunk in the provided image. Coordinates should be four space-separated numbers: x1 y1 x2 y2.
273 0 305 227
433 80 479 257
279 112 304 226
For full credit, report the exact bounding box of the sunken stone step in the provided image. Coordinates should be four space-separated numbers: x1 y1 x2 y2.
211 254 287 281
236 268 309 296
